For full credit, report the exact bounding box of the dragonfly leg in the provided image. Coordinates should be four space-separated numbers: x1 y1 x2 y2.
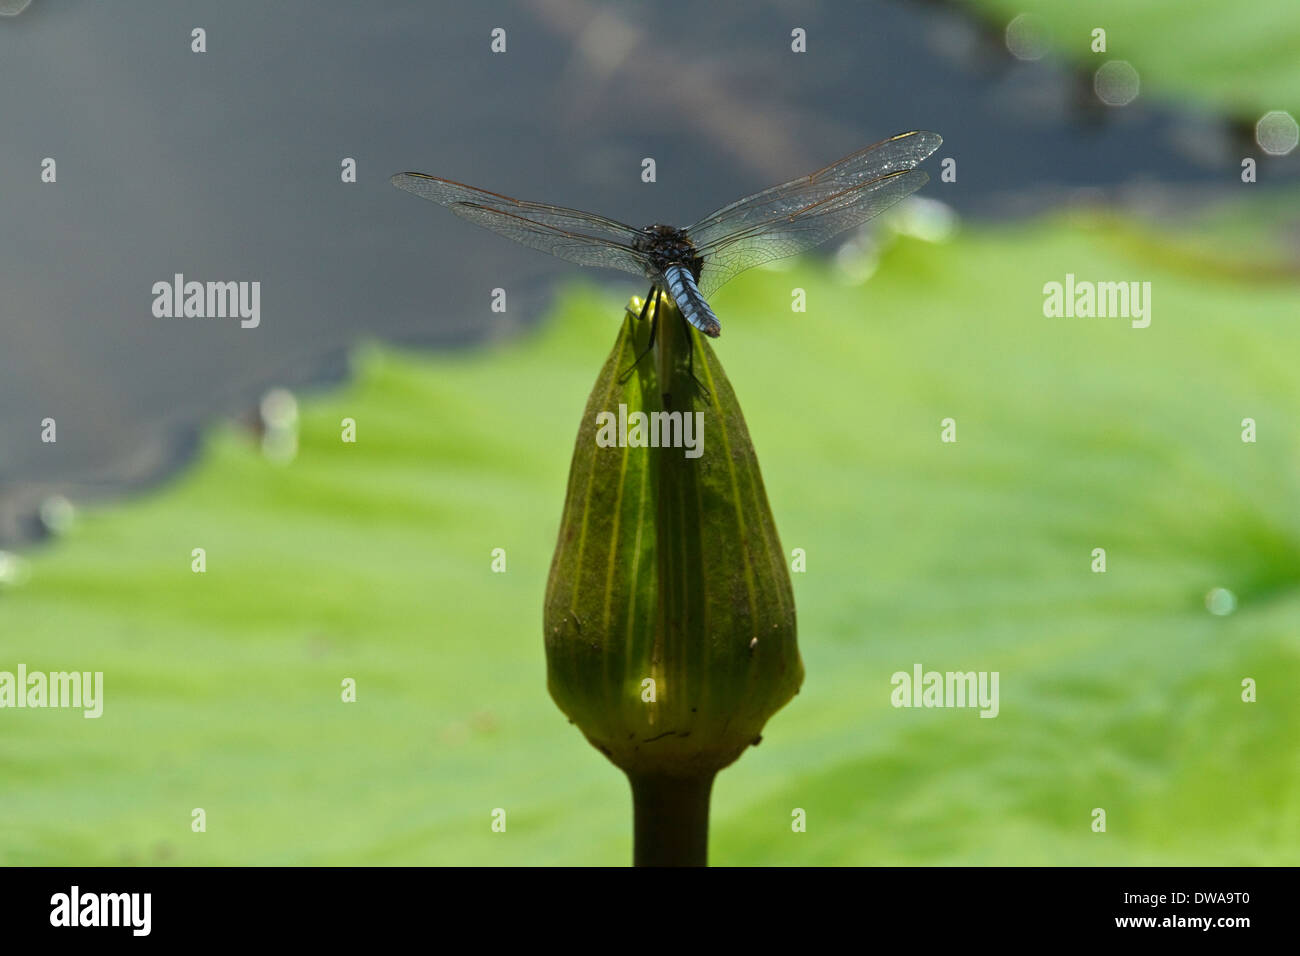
617 284 660 383
684 317 711 401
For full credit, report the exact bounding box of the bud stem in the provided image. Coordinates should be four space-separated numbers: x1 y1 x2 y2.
629 771 716 867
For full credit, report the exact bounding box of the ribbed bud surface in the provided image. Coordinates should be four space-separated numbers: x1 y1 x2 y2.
545 294 802 777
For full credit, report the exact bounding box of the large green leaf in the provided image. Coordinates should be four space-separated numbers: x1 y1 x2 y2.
1 209 1296 864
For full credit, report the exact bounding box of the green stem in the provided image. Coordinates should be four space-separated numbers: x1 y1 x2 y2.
629 771 716 867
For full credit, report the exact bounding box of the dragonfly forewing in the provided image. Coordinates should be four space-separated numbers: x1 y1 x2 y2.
694 167 932 297
391 172 651 277
684 130 942 249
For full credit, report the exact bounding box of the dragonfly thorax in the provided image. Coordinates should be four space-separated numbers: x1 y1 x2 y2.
635 224 704 281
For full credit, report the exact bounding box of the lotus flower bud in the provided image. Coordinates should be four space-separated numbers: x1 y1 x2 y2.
544 292 803 839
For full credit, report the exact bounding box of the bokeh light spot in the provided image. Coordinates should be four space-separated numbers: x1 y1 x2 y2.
1205 587 1237 617
1005 14 1049 61
1255 111 1298 156
1094 60 1140 107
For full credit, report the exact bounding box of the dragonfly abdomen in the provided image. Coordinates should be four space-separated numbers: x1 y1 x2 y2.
662 264 721 338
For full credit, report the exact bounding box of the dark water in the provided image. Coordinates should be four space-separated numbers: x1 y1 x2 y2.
0 0 1294 544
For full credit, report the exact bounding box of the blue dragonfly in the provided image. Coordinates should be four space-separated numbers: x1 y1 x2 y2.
392 130 942 341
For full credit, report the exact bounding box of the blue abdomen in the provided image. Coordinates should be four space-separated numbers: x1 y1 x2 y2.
663 265 721 338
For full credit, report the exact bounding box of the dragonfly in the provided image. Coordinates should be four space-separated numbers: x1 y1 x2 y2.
391 130 941 341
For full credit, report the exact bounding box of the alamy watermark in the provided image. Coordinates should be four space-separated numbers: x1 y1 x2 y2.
0 664 103 718
152 273 260 328
595 404 704 459
50 886 150 936
891 663 999 718
1043 273 1151 328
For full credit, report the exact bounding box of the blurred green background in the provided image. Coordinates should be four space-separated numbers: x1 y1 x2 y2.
964 0 1300 117
3 201 1297 865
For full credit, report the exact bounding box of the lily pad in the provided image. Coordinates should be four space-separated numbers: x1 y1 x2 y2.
1 208 1296 864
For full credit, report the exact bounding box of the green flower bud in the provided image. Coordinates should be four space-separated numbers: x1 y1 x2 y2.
544 293 803 783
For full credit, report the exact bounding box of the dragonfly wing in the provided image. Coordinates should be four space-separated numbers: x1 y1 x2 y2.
447 203 650 276
695 168 930 297
391 172 650 277
685 130 942 249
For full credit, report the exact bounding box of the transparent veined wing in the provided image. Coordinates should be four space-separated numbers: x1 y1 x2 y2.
693 167 932 297
391 172 651 277
685 131 941 295
685 131 942 248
